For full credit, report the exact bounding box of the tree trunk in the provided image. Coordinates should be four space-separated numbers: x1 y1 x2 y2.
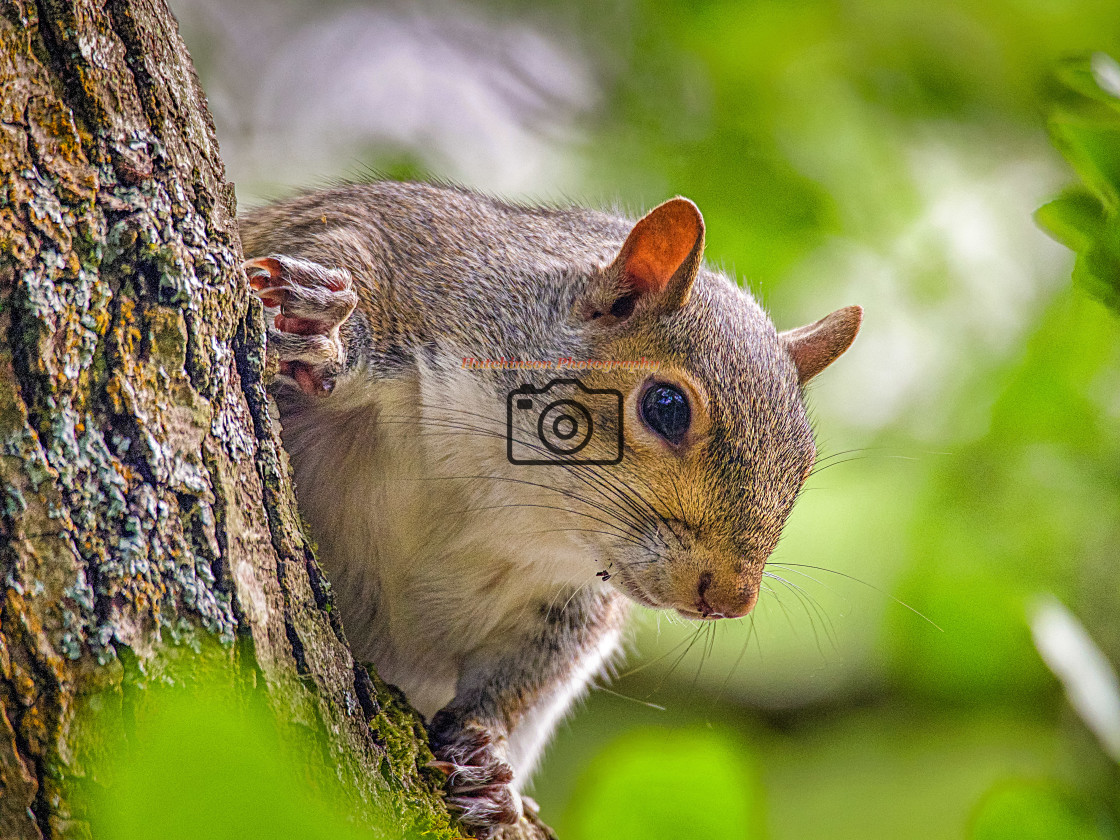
0 1 553 837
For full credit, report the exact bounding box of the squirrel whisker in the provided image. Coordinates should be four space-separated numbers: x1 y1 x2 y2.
763 571 839 654
383 406 677 548
770 563 942 630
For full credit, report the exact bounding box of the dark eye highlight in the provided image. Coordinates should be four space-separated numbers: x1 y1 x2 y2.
640 383 691 445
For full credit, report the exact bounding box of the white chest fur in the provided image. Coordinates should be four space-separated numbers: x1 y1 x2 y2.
276 360 609 719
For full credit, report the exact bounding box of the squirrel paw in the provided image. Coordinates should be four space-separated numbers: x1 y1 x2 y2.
428 721 522 836
244 255 358 396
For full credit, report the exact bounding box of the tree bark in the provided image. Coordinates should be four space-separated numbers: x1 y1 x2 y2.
0 1 554 837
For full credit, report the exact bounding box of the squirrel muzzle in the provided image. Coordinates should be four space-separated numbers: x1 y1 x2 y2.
641 545 765 621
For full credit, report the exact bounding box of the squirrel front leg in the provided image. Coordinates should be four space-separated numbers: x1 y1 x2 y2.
429 588 626 836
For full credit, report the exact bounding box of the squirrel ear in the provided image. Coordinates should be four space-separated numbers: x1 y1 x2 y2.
584 198 705 323
780 305 863 384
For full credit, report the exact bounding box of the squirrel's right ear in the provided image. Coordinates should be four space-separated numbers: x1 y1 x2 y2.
780 305 863 384
581 197 705 324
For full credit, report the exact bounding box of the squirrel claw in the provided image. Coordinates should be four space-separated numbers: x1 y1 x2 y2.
428 717 522 832
426 759 458 777
244 255 357 397
445 785 523 831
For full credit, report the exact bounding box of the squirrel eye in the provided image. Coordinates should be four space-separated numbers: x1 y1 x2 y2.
640 383 691 445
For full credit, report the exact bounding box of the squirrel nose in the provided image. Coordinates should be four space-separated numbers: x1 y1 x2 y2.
694 572 757 619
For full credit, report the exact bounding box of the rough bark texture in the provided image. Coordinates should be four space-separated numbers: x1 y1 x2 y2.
0 1 555 837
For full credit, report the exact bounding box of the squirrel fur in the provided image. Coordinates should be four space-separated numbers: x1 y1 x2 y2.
239 180 861 834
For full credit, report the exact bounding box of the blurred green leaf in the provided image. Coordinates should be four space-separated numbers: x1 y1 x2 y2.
558 726 764 840
1054 54 1120 106
1048 119 1120 211
85 684 389 840
1036 190 1108 253
1038 53 1120 313
969 779 1107 840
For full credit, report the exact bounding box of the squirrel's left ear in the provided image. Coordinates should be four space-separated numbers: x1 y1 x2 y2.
781 305 863 384
582 197 704 324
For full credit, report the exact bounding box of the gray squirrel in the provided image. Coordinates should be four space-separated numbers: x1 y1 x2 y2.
239 180 861 835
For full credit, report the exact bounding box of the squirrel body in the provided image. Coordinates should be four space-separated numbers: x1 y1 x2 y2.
239 180 861 833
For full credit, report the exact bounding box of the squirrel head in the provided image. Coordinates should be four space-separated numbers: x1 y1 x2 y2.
540 197 862 620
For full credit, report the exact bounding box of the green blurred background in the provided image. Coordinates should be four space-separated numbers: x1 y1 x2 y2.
166 0 1120 836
